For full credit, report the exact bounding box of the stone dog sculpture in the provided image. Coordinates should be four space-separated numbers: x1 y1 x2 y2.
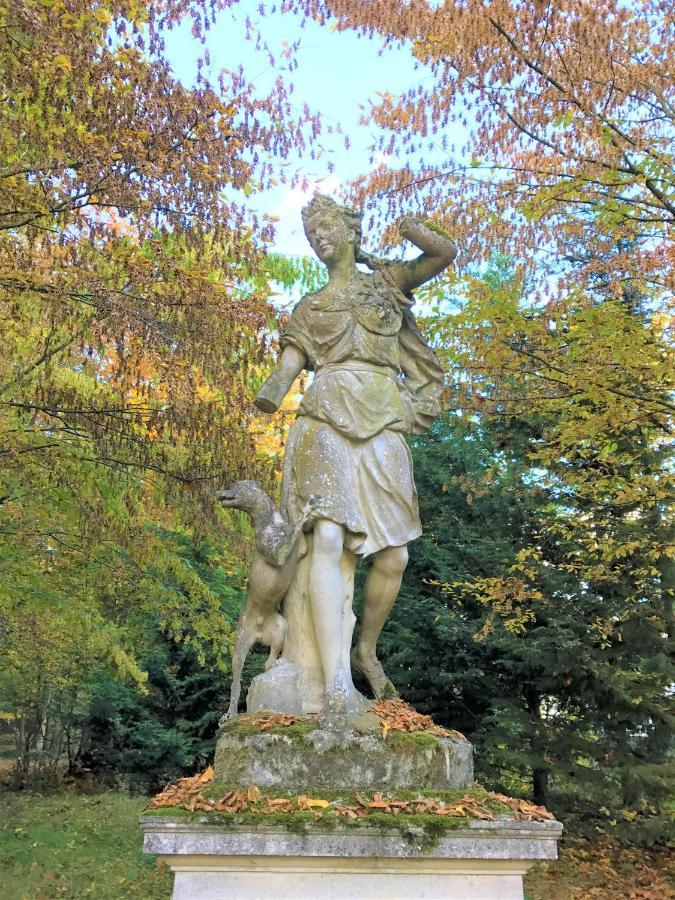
217 480 319 720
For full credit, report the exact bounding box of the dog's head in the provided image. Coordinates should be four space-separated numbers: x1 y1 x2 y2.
216 480 265 514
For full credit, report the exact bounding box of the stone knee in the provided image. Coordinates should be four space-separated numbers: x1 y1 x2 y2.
312 519 344 563
373 544 409 578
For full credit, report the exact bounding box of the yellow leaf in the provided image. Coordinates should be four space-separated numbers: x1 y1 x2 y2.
95 7 111 25
297 795 330 809
247 785 261 802
54 54 72 73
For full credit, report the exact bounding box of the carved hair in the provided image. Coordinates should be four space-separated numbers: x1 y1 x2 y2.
301 193 362 254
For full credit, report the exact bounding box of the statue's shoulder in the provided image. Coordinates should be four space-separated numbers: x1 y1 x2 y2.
292 286 327 311
286 292 314 320
369 263 415 311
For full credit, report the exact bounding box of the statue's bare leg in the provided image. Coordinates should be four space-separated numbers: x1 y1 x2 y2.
310 519 349 727
352 544 409 698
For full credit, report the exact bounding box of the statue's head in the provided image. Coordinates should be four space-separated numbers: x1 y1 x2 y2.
301 193 362 265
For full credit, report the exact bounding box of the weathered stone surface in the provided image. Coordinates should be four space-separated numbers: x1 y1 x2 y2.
141 817 563 861
140 817 563 900
246 659 369 717
245 660 304 716
213 723 473 791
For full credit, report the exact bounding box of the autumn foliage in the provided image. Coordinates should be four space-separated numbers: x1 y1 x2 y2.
0 0 323 499
145 762 555 822
0 0 322 782
291 0 673 297
370 697 462 739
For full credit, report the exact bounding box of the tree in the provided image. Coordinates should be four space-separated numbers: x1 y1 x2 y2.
1 0 323 501
0 0 323 782
294 0 673 300
378 408 672 843
72 532 264 792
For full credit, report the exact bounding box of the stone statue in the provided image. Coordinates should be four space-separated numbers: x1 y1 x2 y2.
226 194 456 730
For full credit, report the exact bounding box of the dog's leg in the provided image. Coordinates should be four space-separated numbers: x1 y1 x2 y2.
263 615 287 671
224 619 256 720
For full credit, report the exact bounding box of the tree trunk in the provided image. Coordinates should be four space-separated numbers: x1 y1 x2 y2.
532 766 549 806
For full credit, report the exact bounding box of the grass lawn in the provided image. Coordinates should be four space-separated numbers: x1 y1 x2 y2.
1 789 672 899
1 791 172 899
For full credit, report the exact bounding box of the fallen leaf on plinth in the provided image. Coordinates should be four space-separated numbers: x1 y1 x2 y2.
368 791 389 810
245 713 316 732
213 790 235 810
490 792 555 821
369 699 461 738
145 766 214 808
438 796 495 820
262 798 294 813
186 793 214 812
297 795 330 810
213 789 248 812
334 805 361 819
146 793 177 809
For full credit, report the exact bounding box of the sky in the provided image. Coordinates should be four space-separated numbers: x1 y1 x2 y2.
163 6 431 256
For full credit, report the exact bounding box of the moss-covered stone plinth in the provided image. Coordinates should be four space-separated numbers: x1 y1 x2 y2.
214 716 473 791
141 815 562 900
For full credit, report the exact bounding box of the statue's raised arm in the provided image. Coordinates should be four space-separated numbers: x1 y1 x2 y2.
359 215 457 295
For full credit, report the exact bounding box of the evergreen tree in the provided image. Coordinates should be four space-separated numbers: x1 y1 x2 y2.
374 412 672 843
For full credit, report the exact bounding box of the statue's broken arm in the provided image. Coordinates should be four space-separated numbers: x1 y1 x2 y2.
255 345 306 413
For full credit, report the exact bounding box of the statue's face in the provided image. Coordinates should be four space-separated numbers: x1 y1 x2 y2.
306 211 355 264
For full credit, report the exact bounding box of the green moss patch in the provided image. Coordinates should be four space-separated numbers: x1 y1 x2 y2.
386 730 441 751
221 714 319 740
141 784 524 851
424 220 453 240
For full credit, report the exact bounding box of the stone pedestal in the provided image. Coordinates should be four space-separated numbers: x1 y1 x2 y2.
141 817 563 900
214 723 473 792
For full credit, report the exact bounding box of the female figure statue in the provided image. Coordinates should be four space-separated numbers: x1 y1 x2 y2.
255 195 456 728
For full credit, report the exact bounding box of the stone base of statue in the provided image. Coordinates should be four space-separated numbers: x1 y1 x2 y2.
141 815 562 900
214 713 474 791
142 712 562 900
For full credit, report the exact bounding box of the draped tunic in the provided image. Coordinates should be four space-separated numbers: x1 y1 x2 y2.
280 266 444 557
